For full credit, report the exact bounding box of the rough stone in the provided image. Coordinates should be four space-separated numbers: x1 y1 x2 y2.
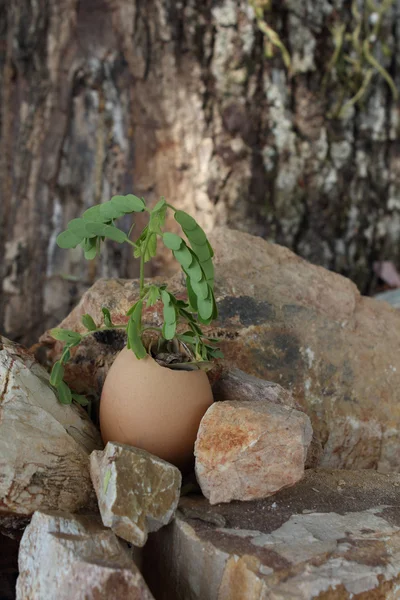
0 337 102 525
212 367 322 468
16 511 153 600
38 228 400 472
90 442 181 547
144 469 400 600
195 401 312 504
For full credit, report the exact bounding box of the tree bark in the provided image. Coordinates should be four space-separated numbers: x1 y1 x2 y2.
1 0 400 345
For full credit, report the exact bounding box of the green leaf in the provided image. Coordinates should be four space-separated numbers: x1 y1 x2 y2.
206 347 224 359
99 201 125 221
82 205 104 222
60 348 71 364
197 292 214 321
174 210 198 231
146 285 161 307
178 307 196 322
186 277 198 311
50 361 64 387
82 314 97 331
84 223 127 243
161 291 177 324
162 321 176 340
72 393 89 407
127 301 147 359
149 203 167 234
177 332 197 343
83 237 98 260
67 218 97 238
57 230 83 249
191 277 209 300
207 240 214 258
163 232 183 251
184 226 207 246
134 228 157 262
57 380 72 405
212 291 218 320
200 257 214 284
190 242 211 263
145 233 157 262
126 301 139 316
111 194 145 213
185 256 203 282
50 328 82 345
173 244 193 269
189 321 203 336
153 198 166 212
101 307 113 327
161 290 177 340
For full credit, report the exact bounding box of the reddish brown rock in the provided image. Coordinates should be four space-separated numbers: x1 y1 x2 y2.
195 400 312 504
38 228 400 472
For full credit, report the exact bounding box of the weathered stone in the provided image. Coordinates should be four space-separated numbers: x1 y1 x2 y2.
16 511 153 600
0 337 102 524
195 401 312 504
212 367 300 408
38 228 400 472
144 469 400 600
90 442 181 547
212 367 322 468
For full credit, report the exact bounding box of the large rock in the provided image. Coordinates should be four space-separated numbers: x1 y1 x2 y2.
16 511 153 599
90 442 181 547
195 401 312 504
0 337 102 526
38 228 400 472
144 469 400 600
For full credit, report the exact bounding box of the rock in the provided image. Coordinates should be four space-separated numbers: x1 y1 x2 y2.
0 337 102 524
16 511 154 600
38 228 400 472
195 401 312 504
90 442 181 547
144 469 400 599
212 367 322 468
212 367 300 409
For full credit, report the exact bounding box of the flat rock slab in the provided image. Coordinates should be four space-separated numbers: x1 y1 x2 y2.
90 442 181 547
195 400 312 503
38 228 400 472
16 511 154 600
144 469 400 599
0 337 102 524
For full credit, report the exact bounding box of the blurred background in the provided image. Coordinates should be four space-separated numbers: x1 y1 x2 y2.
1 0 400 346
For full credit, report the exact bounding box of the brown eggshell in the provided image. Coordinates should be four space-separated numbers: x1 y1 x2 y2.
100 348 214 470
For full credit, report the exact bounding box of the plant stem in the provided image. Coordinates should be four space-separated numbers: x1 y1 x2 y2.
80 324 162 339
139 230 152 299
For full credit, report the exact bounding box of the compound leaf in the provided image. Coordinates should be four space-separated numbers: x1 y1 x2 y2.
82 314 97 331
163 232 183 251
50 361 64 387
57 230 83 249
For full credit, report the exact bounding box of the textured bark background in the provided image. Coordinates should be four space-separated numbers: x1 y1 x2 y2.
1 0 400 346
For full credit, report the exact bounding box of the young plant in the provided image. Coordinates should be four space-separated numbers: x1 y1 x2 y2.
49 195 222 405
